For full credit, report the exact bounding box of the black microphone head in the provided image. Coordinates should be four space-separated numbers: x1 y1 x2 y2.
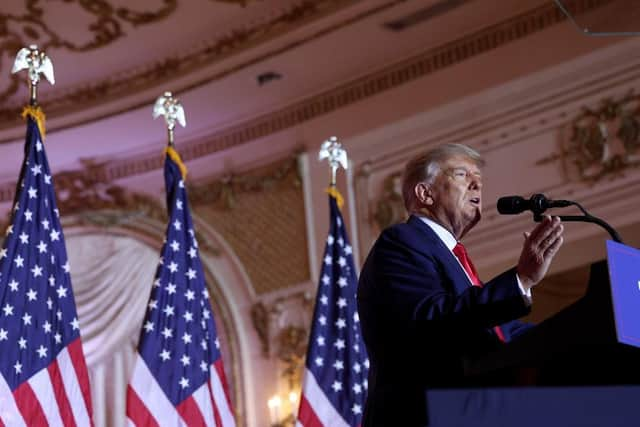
497 196 528 215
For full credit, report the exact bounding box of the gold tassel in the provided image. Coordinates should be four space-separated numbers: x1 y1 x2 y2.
165 146 188 179
21 105 46 140
325 186 344 210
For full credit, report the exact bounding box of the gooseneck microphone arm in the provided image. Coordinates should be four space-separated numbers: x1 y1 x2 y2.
533 200 623 244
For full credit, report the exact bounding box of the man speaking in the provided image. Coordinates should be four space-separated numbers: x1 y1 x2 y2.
357 143 564 426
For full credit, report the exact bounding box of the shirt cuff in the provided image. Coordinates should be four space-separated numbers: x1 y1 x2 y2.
516 273 532 305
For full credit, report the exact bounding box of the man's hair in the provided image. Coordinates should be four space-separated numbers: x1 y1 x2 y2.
401 143 484 212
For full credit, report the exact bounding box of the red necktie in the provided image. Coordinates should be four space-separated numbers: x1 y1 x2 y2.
453 243 506 342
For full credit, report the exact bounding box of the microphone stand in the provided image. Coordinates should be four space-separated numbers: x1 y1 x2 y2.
532 202 623 243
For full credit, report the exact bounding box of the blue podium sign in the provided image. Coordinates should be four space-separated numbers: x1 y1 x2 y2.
606 240 640 348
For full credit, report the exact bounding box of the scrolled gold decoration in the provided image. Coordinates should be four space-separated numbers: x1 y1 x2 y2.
372 171 406 231
538 92 640 181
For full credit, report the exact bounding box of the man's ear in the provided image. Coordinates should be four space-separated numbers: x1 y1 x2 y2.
414 183 432 206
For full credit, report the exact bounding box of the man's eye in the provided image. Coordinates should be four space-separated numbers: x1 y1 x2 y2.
453 171 467 178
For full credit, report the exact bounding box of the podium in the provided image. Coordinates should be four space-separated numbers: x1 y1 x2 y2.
465 242 640 385
424 242 640 426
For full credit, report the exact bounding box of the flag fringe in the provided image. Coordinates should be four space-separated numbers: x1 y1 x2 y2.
21 105 46 139
165 146 188 179
325 186 344 209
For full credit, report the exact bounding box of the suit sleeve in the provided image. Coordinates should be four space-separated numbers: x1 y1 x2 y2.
364 228 531 334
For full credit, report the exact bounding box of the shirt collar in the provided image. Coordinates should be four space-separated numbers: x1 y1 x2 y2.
417 216 457 251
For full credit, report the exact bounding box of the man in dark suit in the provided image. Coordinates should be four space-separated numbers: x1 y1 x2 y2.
357 143 564 426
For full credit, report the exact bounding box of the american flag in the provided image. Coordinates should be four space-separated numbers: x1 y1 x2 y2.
297 194 368 427
126 147 235 426
0 116 93 425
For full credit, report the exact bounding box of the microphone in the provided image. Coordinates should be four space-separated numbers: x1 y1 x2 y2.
497 194 572 215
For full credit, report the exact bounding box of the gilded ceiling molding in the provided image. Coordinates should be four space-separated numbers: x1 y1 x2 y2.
15 0 611 180
0 0 369 132
188 154 302 209
0 0 177 105
537 92 640 182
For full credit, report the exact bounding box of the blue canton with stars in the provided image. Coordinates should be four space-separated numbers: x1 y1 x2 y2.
305 195 369 425
137 150 224 406
0 118 82 390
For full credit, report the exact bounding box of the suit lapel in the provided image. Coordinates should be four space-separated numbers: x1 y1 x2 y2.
406 216 473 295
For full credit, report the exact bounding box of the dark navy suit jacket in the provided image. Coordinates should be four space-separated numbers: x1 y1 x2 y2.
357 216 532 427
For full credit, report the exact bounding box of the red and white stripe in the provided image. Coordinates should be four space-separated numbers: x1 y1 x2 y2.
0 338 93 426
296 368 349 427
126 356 235 426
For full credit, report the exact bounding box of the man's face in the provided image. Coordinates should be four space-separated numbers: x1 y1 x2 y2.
427 155 483 239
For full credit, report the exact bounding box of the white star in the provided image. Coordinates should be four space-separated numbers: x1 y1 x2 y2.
166 283 177 295
70 317 80 330
159 349 171 361
48 275 56 287
43 321 52 333
331 381 342 392
179 180 185 188
179 377 189 389
168 262 178 273
185 290 195 301
28 187 37 199
31 265 43 278
37 241 47 253
337 237 344 246
46 298 53 309
153 278 161 288
337 277 348 287
317 336 326 346
161 327 173 339
24 209 33 221
56 310 62 320
186 268 196 280
180 355 191 366
315 357 324 367
63 261 70 273
353 362 362 373
18 337 27 349
57 285 68 298
327 235 334 245
170 240 180 252
176 200 183 210
202 309 210 320
19 232 29 244
200 361 208 372
26 289 37 301
14 361 22 374
352 404 362 415
14 255 24 268
364 359 370 369
54 333 62 344
345 245 353 255
36 141 42 152
334 339 346 350
201 339 208 350
338 256 347 267
31 164 42 176
318 315 327 326
188 247 197 258
322 275 330 285
353 383 362 394
320 295 328 305
143 321 154 333
44 174 51 184
5 224 13 235
22 313 32 325
324 255 332 265
215 338 220 349
183 311 193 322
2 304 13 316
41 219 50 230
182 333 192 344
148 300 158 310
0 248 6 259
163 305 175 317
333 360 344 371
0 329 7 341
8 280 19 291
337 298 347 308
50 229 60 241
173 220 181 230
